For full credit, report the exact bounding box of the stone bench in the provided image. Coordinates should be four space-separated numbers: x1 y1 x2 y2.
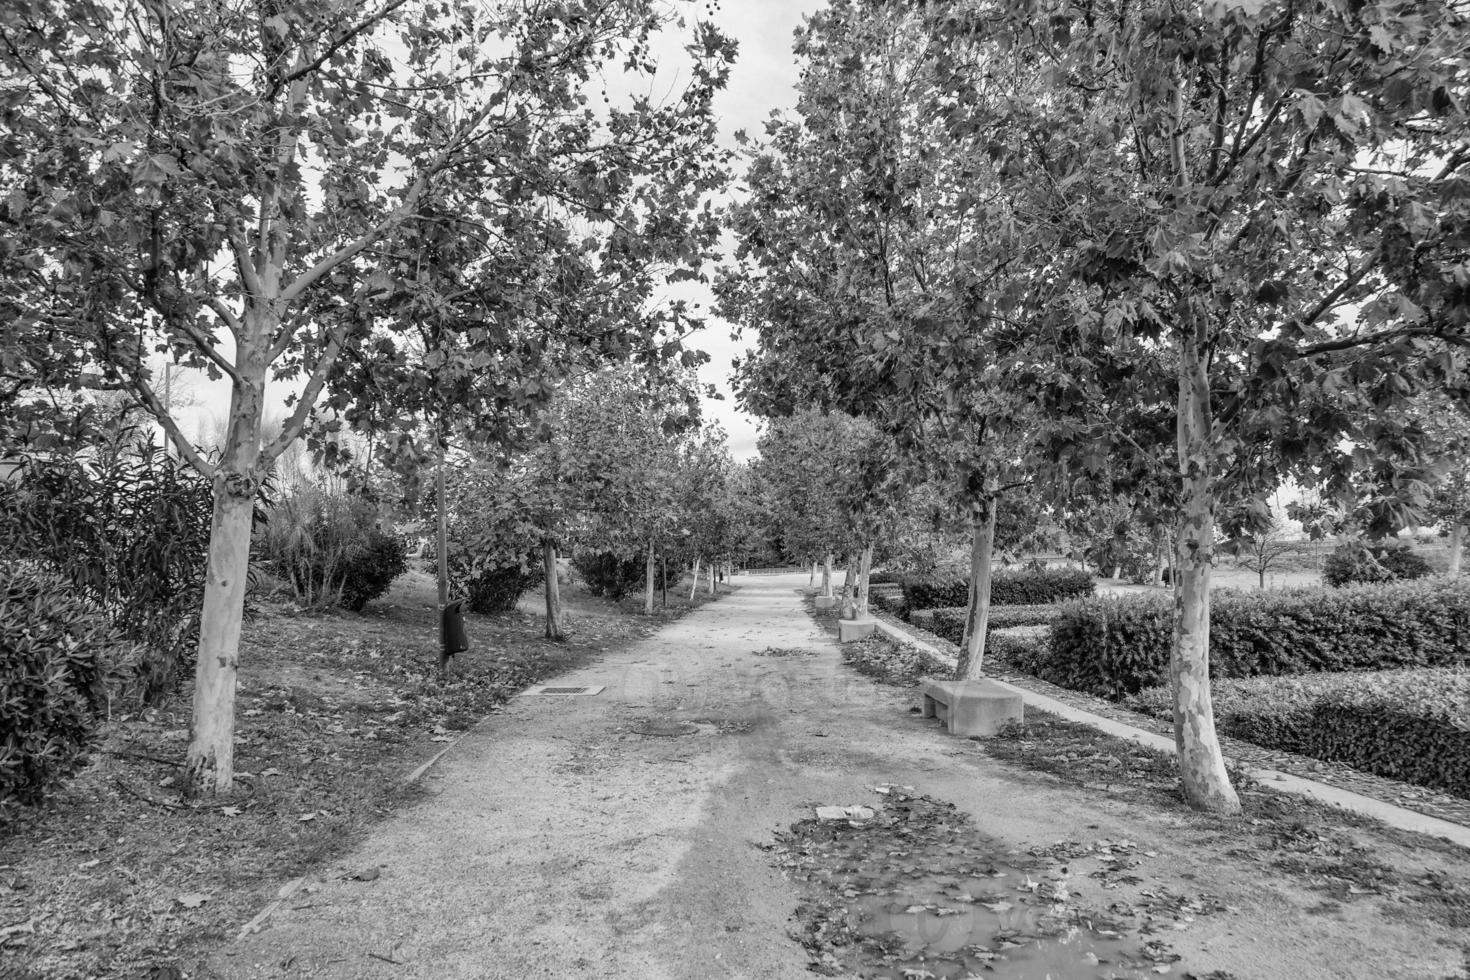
837 617 876 642
920 679 1023 737
814 594 836 611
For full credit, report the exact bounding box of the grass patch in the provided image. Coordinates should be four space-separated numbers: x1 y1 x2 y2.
0 570 722 979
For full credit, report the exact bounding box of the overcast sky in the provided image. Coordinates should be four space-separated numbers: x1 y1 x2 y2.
176 1 820 462
673 0 821 460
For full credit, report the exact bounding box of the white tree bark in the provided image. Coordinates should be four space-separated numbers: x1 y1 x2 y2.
1450 523 1464 577
856 542 873 617
644 540 656 615
821 553 833 598
689 555 702 601
955 500 996 681
1172 326 1241 814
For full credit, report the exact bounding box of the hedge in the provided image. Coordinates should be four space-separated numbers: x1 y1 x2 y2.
912 604 1061 644
1127 669 1470 798
1041 579 1470 699
900 568 1094 615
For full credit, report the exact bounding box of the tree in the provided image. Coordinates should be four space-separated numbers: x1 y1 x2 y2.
0 0 733 794
559 367 697 615
926 0 1469 811
720 0 1052 676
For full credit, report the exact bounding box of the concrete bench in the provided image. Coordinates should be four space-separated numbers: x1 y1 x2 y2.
920 679 1023 737
837 617 876 642
814 594 836 611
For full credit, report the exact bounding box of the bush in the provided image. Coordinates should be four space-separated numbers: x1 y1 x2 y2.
901 569 1094 617
1042 579 1470 699
1127 669 1470 798
257 486 405 611
1323 543 1432 587
464 557 539 614
1 564 133 818
339 529 408 612
571 552 678 600
916 604 1060 645
0 441 213 702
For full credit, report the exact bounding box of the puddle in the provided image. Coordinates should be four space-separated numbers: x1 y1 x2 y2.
773 791 1185 979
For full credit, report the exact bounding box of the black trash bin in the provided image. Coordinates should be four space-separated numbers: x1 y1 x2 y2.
440 599 469 661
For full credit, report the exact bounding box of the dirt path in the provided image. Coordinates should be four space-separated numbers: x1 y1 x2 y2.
206 575 1467 980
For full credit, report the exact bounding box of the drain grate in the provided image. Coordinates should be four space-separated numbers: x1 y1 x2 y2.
519 684 605 697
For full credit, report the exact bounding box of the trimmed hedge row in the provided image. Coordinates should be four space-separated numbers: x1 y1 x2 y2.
901 568 1094 614
912 604 1061 644
1126 669 1470 797
1040 579 1470 699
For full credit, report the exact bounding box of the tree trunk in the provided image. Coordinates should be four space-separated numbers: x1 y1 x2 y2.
821 553 833 598
1450 523 1464 577
810 561 817 586
707 559 715 595
1258 565 1266 589
644 541 656 615
543 539 563 640
662 556 668 607
856 542 873 617
1111 563 1122 581
955 500 997 681
689 556 701 601
184 360 266 797
1154 530 1167 587
436 443 451 677
183 487 254 796
1173 327 1241 814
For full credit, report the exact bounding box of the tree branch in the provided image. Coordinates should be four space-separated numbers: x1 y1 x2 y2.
129 370 217 479
258 326 347 465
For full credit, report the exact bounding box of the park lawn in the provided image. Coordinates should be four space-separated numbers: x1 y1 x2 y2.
0 570 722 980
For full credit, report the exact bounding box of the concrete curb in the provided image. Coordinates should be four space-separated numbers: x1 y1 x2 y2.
870 618 1470 851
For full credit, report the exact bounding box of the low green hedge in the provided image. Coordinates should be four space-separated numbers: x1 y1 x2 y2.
1042 579 1470 699
901 568 1094 615
914 604 1061 644
1126 669 1470 798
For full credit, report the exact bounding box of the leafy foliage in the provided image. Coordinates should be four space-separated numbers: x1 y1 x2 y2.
915 604 1060 641
256 486 405 611
1044 581 1470 698
0 441 212 702
901 569 1095 614
0 563 132 819
572 552 653 601
1322 543 1433 587
1128 669 1470 798
462 558 539 615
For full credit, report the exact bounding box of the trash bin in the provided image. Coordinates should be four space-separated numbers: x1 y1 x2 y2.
440 600 468 658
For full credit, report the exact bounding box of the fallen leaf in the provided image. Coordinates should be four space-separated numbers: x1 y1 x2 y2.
175 893 209 909
78 859 101 870
221 806 242 817
298 813 317 822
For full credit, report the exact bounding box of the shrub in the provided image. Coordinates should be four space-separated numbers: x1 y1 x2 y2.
463 556 539 614
571 552 678 600
1043 579 1470 699
918 604 1061 645
0 442 213 702
1127 669 1470 798
900 568 1094 616
338 529 408 612
257 486 405 611
1323 543 1433 587
0 564 133 818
